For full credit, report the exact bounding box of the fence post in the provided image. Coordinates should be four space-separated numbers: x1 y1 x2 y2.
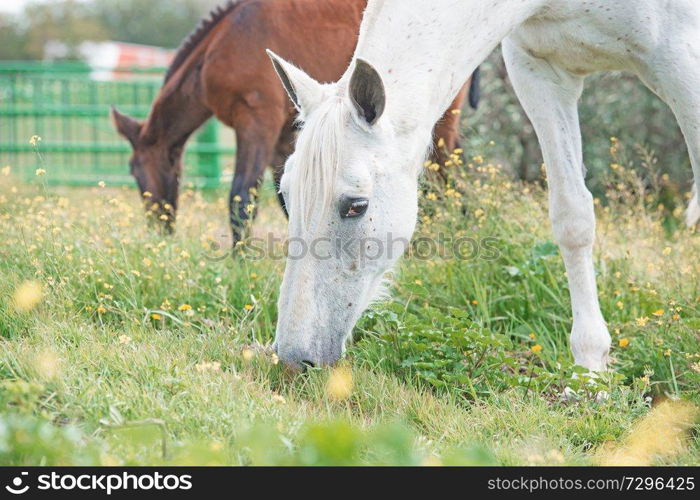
195 119 221 189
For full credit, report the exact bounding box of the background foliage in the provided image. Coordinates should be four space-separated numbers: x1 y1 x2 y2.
0 0 218 59
464 49 690 202
1 1 693 202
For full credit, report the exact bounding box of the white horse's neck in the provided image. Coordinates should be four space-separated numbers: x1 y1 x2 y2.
349 0 545 133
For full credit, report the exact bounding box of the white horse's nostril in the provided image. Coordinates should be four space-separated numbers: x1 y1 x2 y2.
301 360 316 369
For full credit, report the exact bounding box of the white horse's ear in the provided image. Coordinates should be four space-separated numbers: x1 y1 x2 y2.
349 59 385 126
266 49 323 116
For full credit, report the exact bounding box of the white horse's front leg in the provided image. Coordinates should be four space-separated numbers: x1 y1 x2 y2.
503 38 610 372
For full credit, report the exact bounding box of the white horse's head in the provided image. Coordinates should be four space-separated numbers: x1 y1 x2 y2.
268 51 429 368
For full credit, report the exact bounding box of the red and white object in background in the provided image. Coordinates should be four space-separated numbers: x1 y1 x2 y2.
78 41 175 80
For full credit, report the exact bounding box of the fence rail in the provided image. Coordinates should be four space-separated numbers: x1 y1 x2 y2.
0 61 233 188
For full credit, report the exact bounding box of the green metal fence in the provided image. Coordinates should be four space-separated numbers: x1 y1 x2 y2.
0 61 233 188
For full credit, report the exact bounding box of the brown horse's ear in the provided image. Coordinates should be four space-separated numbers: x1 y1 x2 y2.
349 59 385 126
111 106 143 147
266 49 323 117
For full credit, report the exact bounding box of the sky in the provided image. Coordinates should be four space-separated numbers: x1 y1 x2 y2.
0 0 80 14
0 0 34 14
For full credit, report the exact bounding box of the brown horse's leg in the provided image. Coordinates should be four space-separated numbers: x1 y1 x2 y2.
430 83 469 182
229 109 285 243
271 119 298 218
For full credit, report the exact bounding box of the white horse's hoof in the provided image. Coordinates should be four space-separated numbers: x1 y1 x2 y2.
562 386 580 401
562 369 610 402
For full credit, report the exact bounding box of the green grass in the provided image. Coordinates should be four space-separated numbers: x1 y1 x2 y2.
0 150 698 466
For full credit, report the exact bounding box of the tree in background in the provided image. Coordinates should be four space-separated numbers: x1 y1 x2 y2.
0 16 31 60
0 0 107 59
89 0 219 49
0 0 219 60
463 48 690 203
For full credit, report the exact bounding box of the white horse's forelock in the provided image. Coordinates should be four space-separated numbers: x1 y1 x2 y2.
288 96 349 232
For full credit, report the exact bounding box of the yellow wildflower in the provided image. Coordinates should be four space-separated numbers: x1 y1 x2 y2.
596 401 697 466
531 344 543 354
619 338 630 348
12 281 43 312
35 349 61 381
326 365 353 400
636 316 649 327
421 455 443 466
195 361 221 373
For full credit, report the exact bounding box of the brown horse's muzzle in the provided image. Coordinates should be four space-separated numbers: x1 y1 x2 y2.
143 198 176 234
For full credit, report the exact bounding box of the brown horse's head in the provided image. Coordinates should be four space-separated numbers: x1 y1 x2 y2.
111 107 181 232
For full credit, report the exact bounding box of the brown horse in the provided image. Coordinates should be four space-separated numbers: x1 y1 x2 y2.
112 0 479 241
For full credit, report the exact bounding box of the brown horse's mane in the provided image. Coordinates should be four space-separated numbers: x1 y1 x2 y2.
164 1 241 83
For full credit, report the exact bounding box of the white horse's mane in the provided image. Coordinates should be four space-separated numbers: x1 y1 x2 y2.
288 96 349 231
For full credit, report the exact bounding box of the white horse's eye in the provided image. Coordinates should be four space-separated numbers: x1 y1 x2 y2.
339 197 369 219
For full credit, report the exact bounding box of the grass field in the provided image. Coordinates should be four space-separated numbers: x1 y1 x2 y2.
0 145 698 466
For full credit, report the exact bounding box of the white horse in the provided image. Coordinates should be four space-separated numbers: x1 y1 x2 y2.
267 0 700 371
